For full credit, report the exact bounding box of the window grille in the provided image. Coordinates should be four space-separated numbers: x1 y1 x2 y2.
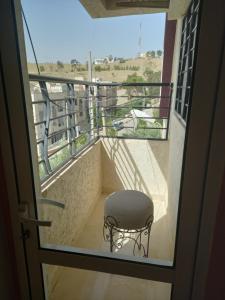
175 0 200 122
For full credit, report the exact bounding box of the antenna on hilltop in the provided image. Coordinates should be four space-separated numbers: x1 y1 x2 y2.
138 22 142 55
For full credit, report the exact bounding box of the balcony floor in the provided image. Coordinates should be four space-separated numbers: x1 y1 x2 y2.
49 194 173 300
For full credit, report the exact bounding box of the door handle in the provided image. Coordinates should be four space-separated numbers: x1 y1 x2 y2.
20 217 51 227
19 202 51 227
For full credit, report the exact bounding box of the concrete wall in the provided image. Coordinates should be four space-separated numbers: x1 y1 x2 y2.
166 18 186 248
40 141 102 245
39 141 102 296
101 138 169 204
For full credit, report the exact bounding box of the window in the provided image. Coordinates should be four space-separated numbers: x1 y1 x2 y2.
175 0 200 122
38 110 44 122
58 105 64 112
52 106 57 126
79 99 83 117
51 132 63 144
58 117 64 127
51 106 57 118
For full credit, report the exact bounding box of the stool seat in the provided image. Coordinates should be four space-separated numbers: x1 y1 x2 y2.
104 190 154 230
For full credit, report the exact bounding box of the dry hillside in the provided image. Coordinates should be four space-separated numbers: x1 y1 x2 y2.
27 57 163 82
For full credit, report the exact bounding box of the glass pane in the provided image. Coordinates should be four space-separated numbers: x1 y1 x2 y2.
43 264 171 300
25 0 200 267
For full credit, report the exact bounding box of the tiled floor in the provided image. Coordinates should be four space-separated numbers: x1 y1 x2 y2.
48 194 173 300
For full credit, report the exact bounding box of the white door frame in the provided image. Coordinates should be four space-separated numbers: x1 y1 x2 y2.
0 0 225 299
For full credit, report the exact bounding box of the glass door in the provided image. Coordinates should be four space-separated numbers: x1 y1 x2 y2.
1 0 225 299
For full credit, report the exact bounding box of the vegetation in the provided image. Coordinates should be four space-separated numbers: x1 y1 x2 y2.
113 65 140 71
157 50 163 57
49 146 70 172
28 55 162 83
123 119 162 139
76 66 87 72
143 68 161 97
74 133 88 150
105 119 117 137
94 65 110 72
125 72 145 83
118 58 126 63
57 60 64 70
39 65 45 72
39 133 89 179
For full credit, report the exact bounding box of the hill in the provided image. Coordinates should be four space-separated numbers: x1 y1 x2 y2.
27 57 163 82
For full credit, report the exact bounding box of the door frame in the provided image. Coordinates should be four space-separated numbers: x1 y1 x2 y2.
0 0 225 299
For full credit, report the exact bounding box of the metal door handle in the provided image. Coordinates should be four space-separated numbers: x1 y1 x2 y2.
20 216 51 227
19 202 51 227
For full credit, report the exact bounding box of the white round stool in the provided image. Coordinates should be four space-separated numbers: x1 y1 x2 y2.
103 190 154 257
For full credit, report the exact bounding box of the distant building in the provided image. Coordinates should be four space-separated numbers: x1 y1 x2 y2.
30 82 88 157
137 52 147 58
94 56 115 65
92 78 117 108
93 58 105 65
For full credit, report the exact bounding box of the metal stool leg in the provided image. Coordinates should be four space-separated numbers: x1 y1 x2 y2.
146 227 151 257
109 226 113 252
139 231 142 250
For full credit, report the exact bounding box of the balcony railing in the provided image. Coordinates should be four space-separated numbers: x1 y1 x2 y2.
29 74 172 181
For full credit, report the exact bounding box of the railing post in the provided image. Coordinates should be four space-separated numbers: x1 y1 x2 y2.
66 83 76 155
39 81 52 174
86 84 94 141
101 105 106 137
96 85 100 137
165 83 173 140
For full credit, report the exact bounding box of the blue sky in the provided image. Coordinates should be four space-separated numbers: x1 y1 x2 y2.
22 0 165 64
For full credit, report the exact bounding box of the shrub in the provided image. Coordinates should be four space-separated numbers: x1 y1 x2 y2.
39 65 45 72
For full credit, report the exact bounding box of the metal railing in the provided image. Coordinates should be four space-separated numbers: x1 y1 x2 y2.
97 81 173 140
29 74 172 181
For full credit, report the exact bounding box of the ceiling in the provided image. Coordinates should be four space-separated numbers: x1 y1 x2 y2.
79 0 191 19
79 0 170 18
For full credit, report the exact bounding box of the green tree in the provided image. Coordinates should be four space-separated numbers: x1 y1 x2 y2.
57 60 64 70
125 73 145 95
143 69 161 82
39 65 45 72
157 50 163 57
150 51 155 58
119 58 125 63
143 68 161 97
95 65 102 72
126 72 145 83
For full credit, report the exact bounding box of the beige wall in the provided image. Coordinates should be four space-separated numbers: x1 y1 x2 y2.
40 137 170 244
167 115 185 246
40 141 102 245
166 18 186 248
39 141 102 296
101 138 169 204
